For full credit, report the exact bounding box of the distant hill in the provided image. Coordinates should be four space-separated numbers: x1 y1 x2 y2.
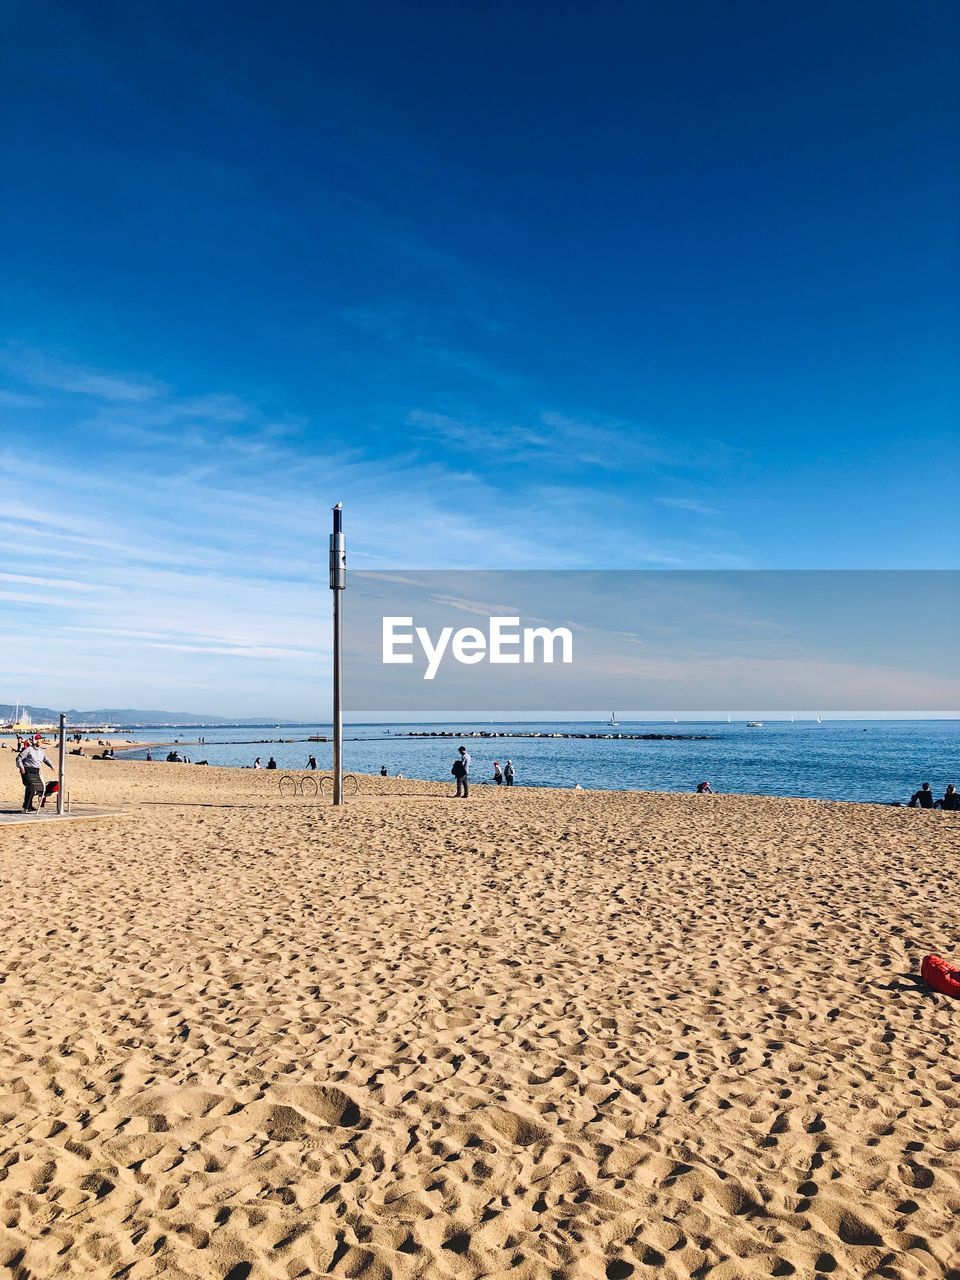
1 704 277 726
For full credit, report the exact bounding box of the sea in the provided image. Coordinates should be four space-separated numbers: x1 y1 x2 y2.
113 720 959 806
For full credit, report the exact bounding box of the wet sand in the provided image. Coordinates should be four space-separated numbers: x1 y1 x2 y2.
1 757 958 1279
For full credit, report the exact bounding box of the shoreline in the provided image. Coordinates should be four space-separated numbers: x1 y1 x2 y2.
44 753 958 812
5 722 955 810
399 729 714 740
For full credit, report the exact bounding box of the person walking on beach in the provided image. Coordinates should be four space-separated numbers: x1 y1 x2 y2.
493 761 503 785
452 745 471 797
16 738 54 813
909 782 934 808
306 755 317 770
504 760 515 786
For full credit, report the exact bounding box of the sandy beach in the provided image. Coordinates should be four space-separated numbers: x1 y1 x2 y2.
1 756 958 1279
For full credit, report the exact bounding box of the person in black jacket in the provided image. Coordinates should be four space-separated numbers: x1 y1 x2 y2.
908 782 934 808
936 784 959 811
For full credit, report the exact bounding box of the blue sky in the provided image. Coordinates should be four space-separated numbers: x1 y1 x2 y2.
1 1 957 714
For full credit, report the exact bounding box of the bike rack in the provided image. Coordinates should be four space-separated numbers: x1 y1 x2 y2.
320 773 359 797
278 773 358 798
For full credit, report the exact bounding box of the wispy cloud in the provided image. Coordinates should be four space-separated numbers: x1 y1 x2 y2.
656 496 720 516
0 389 43 408
408 407 679 473
1 347 163 401
0 572 103 593
342 301 527 391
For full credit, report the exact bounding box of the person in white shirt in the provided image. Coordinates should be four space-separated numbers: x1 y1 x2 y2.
16 741 54 813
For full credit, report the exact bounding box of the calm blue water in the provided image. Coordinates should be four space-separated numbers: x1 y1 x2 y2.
114 720 959 805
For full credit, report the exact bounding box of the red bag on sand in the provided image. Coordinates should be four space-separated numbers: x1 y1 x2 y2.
921 954 960 999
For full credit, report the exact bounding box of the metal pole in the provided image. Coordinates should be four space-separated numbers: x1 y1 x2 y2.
329 503 346 805
56 712 66 815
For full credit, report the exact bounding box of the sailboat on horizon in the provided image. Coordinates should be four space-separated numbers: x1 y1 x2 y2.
607 711 620 726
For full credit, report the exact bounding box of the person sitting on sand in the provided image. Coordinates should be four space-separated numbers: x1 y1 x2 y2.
380 765 388 776
266 756 277 770
252 757 262 769
696 781 713 794
909 782 934 808
936 784 960 811
493 761 503 785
